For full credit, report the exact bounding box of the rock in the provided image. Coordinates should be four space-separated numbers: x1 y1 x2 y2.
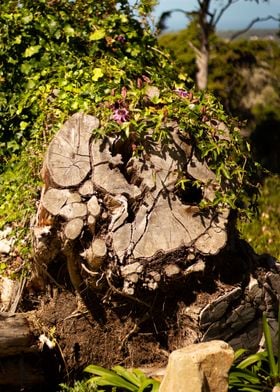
0 226 12 240
0 239 11 254
0 226 14 254
0 277 20 311
200 287 242 326
159 341 234 392
164 264 181 277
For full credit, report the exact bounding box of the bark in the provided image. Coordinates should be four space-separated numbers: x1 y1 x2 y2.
196 45 209 90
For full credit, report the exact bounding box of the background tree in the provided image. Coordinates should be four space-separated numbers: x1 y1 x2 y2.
157 0 278 90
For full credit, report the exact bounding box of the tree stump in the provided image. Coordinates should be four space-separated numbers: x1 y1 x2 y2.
33 113 229 297
30 112 280 383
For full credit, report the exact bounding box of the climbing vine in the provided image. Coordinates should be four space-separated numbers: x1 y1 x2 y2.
0 0 261 249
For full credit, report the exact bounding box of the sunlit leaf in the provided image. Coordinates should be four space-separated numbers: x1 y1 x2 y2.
23 45 41 58
89 29 106 41
92 68 104 81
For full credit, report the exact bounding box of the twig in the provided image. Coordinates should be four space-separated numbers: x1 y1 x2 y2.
231 15 280 40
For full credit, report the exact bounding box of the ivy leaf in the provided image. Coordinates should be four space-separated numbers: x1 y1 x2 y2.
23 45 41 58
14 36 22 45
22 14 33 24
89 29 106 41
92 68 104 81
21 62 33 74
20 121 29 131
64 25 75 37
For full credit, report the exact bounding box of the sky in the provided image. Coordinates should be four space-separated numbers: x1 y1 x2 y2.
151 0 280 31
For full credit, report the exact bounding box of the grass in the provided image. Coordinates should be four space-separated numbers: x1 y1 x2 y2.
238 174 280 260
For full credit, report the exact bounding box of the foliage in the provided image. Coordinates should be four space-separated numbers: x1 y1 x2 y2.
60 381 98 392
0 0 262 264
158 27 197 80
229 309 280 391
84 365 160 392
238 175 280 260
60 380 98 392
59 365 160 392
160 30 280 117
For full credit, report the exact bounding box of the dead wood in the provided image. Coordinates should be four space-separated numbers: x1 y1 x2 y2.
28 112 280 386
0 312 59 391
33 112 229 300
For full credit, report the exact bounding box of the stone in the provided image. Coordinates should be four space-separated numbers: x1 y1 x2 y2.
159 341 234 392
0 239 11 254
200 287 242 326
164 264 181 277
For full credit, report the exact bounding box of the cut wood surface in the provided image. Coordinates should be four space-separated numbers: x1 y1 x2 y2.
34 112 229 299
46 113 99 188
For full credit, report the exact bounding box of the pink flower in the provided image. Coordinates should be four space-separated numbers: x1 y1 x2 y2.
117 35 126 43
174 88 189 98
113 108 129 123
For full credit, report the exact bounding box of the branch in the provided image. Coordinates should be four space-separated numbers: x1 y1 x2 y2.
214 0 240 28
230 15 280 40
156 8 189 31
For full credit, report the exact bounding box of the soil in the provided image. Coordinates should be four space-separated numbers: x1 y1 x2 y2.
23 258 238 389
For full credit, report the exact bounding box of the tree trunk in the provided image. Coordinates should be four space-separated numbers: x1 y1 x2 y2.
196 45 209 90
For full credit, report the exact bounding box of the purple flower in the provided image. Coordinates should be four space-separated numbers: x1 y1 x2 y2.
117 35 126 43
174 88 189 98
113 108 129 123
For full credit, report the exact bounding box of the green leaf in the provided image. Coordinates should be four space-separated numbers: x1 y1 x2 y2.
138 378 160 392
234 348 248 362
22 14 33 24
237 353 268 369
89 29 106 41
92 68 104 82
23 45 41 58
20 121 29 131
263 313 278 377
21 63 33 75
112 366 140 387
64 25 75 37
229 369 261 385
84 365 136 391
